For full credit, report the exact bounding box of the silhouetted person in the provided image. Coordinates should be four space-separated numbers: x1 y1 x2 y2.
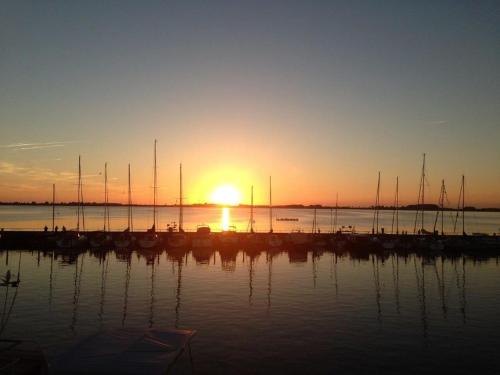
62 226 66 232
55 226 59 232
44 225 48 232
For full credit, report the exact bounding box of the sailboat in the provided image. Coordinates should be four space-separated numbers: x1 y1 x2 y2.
90 162 113 248
427 179 447 252
57 156 87 249
138 140 160 249
114 163 135 248
311 208 327 247
448 175 469 250
453 175 466 236
330 193 346 249
266 176 283 248
168 163 189 249
372 171 381 236
246 185 262 248
382 176 399 250
414 153 432 235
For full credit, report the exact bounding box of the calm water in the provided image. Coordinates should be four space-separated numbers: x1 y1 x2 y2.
1 248 499 374
1 205 499 234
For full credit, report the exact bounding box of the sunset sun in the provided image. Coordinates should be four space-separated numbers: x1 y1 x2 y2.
210 184 242 206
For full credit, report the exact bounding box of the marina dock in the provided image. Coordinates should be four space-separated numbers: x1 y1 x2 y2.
0 230 498 255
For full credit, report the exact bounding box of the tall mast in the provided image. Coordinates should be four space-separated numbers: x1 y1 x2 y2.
453 177 463 234
269 176 273 233
179 163 183 232
462 175 465 235
441 180 445 235
334 193 338 233
413 153 426 234
77 156 80 232
153 140 157 230
76 156 85 232
391 177 399 234
80 156 85 232
312 208 317 233
396 176 399 234
52 183 55 231
330 206 333 234
250 185 254 233
421 153 426 232
104 162 109 232
434 180 444 235
376 172 380 234
128 163 133 231
372 172 380 234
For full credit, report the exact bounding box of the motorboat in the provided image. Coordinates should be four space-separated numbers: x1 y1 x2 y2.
192 225 212 248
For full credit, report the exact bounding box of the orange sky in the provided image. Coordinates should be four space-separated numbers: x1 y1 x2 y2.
1 2 499 207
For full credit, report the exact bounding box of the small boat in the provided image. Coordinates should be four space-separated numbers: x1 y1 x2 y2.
56 231 86 249
266 234 283 248
167 164 189 249
192 225 212 248
114 229 135 249
312 236 327 248
115 164 135 249
220 226 239 246
138 141 160 250
428 239 445 251
331 226 355 251
288 230 310 246
381 239 397 250
89 231 112 248
51 328 195 374
138 226 160 249
58 156 88 249
168 232 189 248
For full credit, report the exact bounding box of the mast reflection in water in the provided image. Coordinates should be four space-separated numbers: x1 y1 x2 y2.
0 248 499 374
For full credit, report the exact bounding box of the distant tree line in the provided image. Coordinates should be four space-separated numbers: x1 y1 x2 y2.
1 201 499 212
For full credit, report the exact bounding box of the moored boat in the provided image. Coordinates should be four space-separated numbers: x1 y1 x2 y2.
192 225 212 248
219 226 239 246
138 230 160 249
168 232 189 248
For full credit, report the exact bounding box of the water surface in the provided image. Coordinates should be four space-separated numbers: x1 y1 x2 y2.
1 205 499 234
1 248 499 374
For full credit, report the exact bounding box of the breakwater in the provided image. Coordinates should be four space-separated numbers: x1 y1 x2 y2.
0 230 498 255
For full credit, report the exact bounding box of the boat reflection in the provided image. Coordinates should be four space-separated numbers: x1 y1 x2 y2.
0 245 480 341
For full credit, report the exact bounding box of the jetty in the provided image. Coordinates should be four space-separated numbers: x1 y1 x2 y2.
0 230 498 255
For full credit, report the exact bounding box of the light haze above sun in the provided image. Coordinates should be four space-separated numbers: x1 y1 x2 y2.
210 185 242 206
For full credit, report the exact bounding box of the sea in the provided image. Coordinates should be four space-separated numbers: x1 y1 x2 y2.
1 205 500 374
0 205 499 234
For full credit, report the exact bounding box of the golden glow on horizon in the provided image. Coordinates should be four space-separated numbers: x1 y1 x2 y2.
210 184 242 206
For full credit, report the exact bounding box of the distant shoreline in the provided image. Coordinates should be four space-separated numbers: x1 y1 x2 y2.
0 202 499 212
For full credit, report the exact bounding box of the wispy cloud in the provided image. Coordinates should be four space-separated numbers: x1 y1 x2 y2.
0 161 76 182
426 120 448 126
0 141 77 151
0 161 104 185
